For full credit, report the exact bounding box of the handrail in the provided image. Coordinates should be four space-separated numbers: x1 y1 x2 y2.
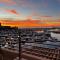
0 48 18 60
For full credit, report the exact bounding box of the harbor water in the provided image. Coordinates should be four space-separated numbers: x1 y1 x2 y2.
24 32 60 49
51 32 60 40
39 32 60 49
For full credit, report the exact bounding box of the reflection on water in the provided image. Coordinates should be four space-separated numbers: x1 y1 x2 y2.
41 32 60 49
24 32 60 49
44 41 60 45
42 41 60 49
40 33 60 48
51 32 60 40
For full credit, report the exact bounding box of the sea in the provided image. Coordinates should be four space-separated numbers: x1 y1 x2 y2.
51 32 60 40
24 32 60 49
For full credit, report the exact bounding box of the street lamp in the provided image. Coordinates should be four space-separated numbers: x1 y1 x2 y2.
18 29 21 60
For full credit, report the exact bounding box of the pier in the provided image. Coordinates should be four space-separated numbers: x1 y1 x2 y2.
0 47 60 60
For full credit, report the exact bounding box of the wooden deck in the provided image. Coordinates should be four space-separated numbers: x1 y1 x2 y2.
21 47 60 60
0 47 60 60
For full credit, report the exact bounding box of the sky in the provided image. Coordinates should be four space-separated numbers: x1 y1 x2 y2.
0 0 60 27
0 0 60 20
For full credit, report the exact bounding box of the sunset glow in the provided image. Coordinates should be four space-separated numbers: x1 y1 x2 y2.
0 0 60 27
0 20 60 27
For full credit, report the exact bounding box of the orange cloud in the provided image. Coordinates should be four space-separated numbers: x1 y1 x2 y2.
0 20 60 28
32 12 40 16
0 7 20 16
41 16 52 18
26 12 40 20
27 16 32 20
5 9 19 16
0 0 16 5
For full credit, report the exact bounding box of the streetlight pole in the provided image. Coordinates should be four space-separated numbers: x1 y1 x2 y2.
18 28 21 60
